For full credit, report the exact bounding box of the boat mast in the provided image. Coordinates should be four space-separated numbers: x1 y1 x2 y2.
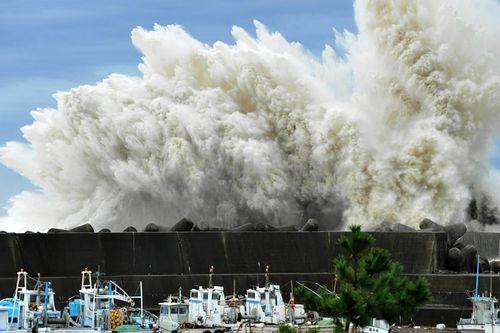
265 266 270 288
475 254 480 304
208 266 214 288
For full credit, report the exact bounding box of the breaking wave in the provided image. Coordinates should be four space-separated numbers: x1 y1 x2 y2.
1 0 500 232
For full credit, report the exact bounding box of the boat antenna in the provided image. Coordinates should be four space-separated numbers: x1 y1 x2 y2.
208 266 214 288
490 260 493 298
178 286 182 299
474 254 480 304
257 261 261 287
265 265 270 288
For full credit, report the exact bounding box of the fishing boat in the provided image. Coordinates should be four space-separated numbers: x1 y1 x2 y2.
158 266 241 333
458 256 500 333
360 319 390 333
67 268 156 331
244 266 305 325
0 269 63 330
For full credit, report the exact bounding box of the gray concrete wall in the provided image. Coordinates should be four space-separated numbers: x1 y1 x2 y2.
0 231 451 325
0 231 446 277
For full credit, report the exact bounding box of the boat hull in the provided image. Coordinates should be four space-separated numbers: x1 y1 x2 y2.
458 324 500 333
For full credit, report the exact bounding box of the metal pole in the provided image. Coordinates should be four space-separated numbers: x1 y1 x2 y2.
490 261 493 298
475 254 480 304
140 281 143 323
44 282 49 313
92 289 96 329
10 271 21 327
108 280 113 309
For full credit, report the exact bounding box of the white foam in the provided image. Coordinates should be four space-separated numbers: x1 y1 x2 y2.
1 0 500 231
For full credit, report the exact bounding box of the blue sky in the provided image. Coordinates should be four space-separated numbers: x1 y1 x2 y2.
0 1 356 214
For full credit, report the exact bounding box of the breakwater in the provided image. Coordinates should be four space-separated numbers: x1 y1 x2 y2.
0 231 497 326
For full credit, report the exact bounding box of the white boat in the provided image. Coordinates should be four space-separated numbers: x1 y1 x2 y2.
0 269 62 330
159 294 189 332
458 295 500 333
67 268 155 330
458 255 499 333
360 318 390 333
244 266 305 325
158 267 241 333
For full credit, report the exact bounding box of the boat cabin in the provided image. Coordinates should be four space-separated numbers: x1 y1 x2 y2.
1 270 60 329
188 286 226 326
159 300 189 331
245 284 284 319
459 296 500 326
362 319 390 333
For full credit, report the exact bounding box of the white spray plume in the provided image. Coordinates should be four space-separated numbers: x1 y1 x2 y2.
1 0 500 232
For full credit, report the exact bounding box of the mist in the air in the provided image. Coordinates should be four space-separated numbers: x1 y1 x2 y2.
1 0 500 232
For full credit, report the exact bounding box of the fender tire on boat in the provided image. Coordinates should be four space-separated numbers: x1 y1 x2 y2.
214 330 224 333
203 330 211 333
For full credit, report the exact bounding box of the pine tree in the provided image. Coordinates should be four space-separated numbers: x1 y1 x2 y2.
298 225 431 333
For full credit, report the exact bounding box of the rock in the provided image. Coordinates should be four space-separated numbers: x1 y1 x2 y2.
447 247 465 271
391 223 416 232
419 218 444 231
232 223 255 231
144 223 159 232
436 324 446 330
144 223 170 232
253 223 277 231
70 223 94 233
25 231 34 234
473 256 490 273
123 226 137 232
461 245 478 272
490 260 500 273
443 223 467 246
98 228 111 233
274 224 299 231
196 222 210 231
369 222 392 232
452 241 466 250
254 222 267 231
171 218 194 231
301 218 319 232
47 228 66 233
208 226 226 231
264 224 276 231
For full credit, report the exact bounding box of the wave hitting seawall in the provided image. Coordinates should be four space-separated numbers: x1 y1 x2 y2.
1 0 500 231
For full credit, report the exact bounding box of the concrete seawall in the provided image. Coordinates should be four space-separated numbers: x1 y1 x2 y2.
0 231 447 277
0 231 488 327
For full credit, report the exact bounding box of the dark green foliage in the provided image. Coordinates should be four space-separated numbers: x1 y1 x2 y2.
468 196 499 225
278 324 297 333
297 225 430 332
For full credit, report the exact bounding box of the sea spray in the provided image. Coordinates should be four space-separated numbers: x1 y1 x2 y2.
1 0 500 232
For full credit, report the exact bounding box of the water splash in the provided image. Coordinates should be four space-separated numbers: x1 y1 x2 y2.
1 0 500 232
